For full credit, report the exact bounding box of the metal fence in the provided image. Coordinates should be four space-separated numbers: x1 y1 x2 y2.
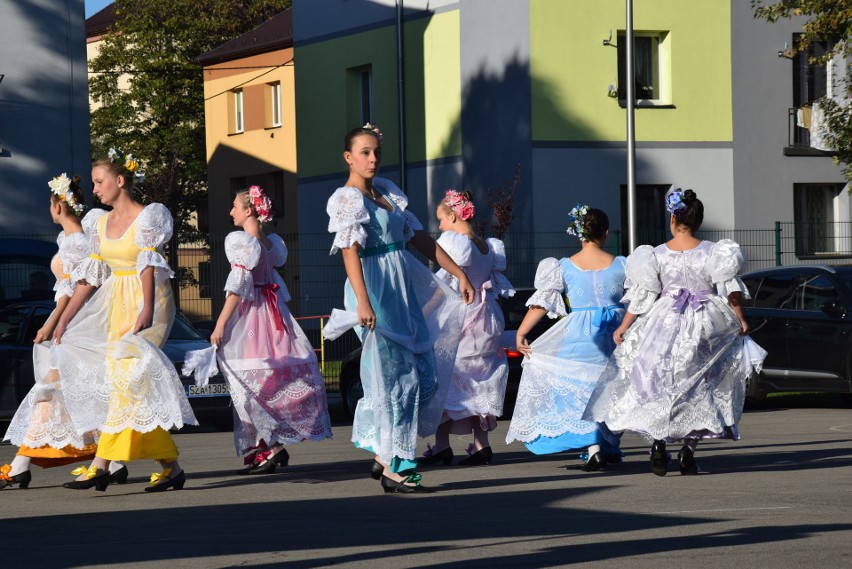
5 222 851 392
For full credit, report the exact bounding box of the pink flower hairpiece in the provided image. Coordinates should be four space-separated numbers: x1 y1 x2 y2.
363 122 382 141
444 189 475 221
248 185 273 223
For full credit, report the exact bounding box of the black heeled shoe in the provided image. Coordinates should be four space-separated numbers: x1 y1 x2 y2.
581 452 607 472
650 440 668 477
418 447 453 466
0 467 31 489
270 448 289 467
380 473 432 494
109 465 129 485
678 446 699 475
370 460 384 480
63 469 110 492
457 446 493 466
144 469 186 493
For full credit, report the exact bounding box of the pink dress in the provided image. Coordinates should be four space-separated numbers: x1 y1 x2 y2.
219 231 332 456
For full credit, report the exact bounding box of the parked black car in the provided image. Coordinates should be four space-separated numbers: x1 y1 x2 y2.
338 288 559 419
0 239 57 308
0 300 232 430
740 264 852 402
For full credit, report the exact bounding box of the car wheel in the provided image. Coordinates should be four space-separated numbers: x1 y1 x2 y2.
744 371 766 409
341 377 363 420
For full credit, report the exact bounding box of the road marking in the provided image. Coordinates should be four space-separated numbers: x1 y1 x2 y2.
829 424 852 432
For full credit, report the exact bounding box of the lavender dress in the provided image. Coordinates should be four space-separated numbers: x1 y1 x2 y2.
583 240 767 443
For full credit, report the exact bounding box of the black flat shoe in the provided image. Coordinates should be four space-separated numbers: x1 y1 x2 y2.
581 452 607 472
109 465 129 485
678 446 699 475
0 468 31 489
418 447 453 466
63 470 109 492
144 470 186 493
457 446 493 466
370 460 384 480
380 474 432 494
650 440 668 477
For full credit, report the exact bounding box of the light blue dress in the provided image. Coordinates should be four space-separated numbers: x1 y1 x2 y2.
506 256 626 456
327 178 463 473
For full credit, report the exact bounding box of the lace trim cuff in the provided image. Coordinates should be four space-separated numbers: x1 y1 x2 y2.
527 289 567 319
491 272 516 299
717 276 750 299
71 256 111 287
224 267 255 301
136 249 174 278
330 225 368 255
621 287 657 314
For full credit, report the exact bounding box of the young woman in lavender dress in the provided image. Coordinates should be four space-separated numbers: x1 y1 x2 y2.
583 189 766 476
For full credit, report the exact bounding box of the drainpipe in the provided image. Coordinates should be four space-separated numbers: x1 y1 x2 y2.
625 0 637 252
396 0 407 192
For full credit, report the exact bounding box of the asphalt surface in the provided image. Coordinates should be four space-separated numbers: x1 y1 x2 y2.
1 396 851 568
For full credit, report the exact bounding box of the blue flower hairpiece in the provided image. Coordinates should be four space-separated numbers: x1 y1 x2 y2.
665 188 688 218
566 204 590 241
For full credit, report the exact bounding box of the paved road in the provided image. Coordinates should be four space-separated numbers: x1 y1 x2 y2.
1 400 851 569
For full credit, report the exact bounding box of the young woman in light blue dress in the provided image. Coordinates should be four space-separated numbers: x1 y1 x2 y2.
326 125 473 493
506 207 624 471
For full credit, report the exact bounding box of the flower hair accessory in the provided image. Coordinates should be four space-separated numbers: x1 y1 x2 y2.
362 122 382 142
48 173 85 216
248 185 273 223
566 204 589 241
444 189 475 221
107 147 146 184
665 188 688 218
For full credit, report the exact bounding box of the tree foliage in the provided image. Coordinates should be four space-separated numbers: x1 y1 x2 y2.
88 0 292 246
752 1 852 182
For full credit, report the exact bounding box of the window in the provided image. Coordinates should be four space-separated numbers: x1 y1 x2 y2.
792 274 838 311
228 89 244 134
0 306 29 344
617 31 671 105
620 184 672 252
750 275 796 310
793 183 850 258
267 82 282 128
792 35 837 107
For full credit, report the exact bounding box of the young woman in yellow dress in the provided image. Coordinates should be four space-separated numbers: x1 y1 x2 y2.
50 150 196 492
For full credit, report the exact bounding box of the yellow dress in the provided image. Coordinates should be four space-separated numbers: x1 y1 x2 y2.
41 204 197 462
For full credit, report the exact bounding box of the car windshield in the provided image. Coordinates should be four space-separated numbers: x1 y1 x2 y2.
169 314 205 341
0 257 54 308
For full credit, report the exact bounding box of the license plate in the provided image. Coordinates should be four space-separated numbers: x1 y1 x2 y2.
187 384 230 397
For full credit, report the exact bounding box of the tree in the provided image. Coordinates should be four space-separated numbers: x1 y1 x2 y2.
89 0 292 247
752 1 852 182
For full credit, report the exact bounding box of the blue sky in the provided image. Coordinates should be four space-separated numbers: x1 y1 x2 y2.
85 0 113 18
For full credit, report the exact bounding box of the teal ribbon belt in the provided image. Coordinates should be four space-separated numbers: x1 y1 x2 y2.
359 241 405 258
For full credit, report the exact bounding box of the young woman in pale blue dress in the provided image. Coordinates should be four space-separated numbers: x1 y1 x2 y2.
583 189 767 476
506 207 624 471
419 190 515 467
326 125 473 493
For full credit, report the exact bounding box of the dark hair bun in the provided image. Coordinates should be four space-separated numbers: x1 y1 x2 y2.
682 189 697 204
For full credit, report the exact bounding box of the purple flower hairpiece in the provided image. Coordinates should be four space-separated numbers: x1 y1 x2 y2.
665 188 688 218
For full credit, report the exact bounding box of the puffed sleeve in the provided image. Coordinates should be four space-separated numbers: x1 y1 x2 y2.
327 186 369 254
526 257 567 319
434 231 472 292
224 231 261 301
709 239 750 298
378 177 423 240
71 208 110 286
267 233 291 303
135 203 175 277
621 245 661 314
54 231 90 301
488 238 515 299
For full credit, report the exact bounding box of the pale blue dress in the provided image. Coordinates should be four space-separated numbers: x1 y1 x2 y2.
506 256 626 456
327 177 463 473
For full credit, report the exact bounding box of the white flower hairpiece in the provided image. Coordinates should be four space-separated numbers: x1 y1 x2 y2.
48 173 85 216
362 122 382 141
108 146 145 184
566 204 590 241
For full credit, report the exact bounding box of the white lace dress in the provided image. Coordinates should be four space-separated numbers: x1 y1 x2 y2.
435 231 514 431
3 229 98 463
216 231 332 456
582 240 767 443
327 177 464 471
38 204 196 460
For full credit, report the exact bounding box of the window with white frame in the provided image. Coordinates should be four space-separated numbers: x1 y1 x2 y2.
233 89 244 134
794 183 851 258
269 82 282 128
617 31 671 105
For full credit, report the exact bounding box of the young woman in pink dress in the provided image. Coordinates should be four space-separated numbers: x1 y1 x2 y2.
208 186 332 473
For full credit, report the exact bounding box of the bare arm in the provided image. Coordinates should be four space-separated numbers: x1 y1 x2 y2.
341 244 376 330
516 306 547 358
613 311 639 346
410 231 474 304
52 282 97 343
34 295 71 344
210 294 242 348
727 291 749 335
132 267 155 334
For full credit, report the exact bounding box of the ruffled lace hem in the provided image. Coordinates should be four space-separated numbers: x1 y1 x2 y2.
182 346 219 387
527 289 567 319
